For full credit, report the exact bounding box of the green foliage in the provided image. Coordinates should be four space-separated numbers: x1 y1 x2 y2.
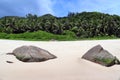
0 30 76 41
0 12 120 40
63 30 76 37
94 57 114 64
86 35 117 40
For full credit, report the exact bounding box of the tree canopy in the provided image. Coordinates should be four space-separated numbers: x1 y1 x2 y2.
0 12 120 38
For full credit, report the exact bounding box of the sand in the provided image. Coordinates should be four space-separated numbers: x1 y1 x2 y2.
0 39 120 80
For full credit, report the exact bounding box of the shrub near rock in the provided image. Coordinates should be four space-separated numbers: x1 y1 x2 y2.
82 45 120 67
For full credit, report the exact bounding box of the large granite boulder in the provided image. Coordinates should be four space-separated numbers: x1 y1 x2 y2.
10 45 57 62
82 45 120 67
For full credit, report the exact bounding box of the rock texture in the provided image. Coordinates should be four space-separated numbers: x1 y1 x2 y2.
6 61 14 63
82 45 120 67
11 46 57 62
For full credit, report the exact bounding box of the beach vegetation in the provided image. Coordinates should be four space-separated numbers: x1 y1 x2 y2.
0 12 120 40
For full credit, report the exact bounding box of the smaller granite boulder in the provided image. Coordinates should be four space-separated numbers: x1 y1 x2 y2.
82 45 120 67
10 45 57 62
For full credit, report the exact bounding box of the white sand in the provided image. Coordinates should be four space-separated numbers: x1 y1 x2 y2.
0 39 120 80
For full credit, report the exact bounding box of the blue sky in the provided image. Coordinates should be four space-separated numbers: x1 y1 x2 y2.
0 0 120 17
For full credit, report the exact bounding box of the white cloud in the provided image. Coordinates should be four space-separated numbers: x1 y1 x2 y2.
63 0 120 15
0 0 55 17
76 0 120 15
0 0 120 17
37 0 55 16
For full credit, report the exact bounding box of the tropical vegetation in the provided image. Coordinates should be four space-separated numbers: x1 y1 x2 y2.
0 12 120 40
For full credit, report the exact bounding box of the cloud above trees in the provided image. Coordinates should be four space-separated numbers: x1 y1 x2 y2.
0 0 120 17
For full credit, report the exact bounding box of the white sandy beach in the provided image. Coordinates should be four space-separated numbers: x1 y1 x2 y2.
0 39 120 80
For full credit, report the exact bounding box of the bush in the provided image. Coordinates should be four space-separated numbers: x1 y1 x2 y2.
0 30 76 41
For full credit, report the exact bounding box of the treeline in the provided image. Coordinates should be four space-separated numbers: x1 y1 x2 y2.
0 12 120 38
